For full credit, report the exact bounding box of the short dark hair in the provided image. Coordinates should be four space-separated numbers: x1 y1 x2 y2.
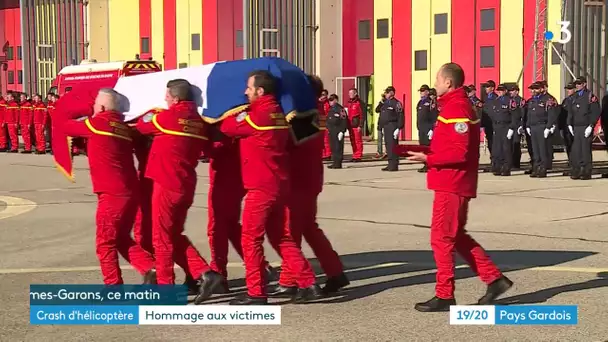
349 88 358 94
307 74 324 98
329 94 339 102
440 63 465 88
321 89 329 95
249 70 277 96
166 79 193 101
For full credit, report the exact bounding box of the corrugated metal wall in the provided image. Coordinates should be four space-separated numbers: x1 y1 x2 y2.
20 0 86 95
563 0 607 96
244 0 317 74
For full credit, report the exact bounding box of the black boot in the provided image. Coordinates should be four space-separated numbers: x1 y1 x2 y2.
478 276 513 304
500 165 511 176
266 265 278 283
20 150 32 154
229 294 268 305
267 284 298 298
142 269 157 284
328 164 342 169
491 164 501 176
529 166 538 178
580 169 592 180
184 274 200 296
322 273 350 294
381 166 398 172
570 167 580 180
293 285 324 303
537 167 547 178
193 270 224 305
414 296 456 312
417 165 428 173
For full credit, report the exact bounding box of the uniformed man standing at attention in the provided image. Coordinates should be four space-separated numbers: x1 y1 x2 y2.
375 86 404 172
526 82 559 178
416 84 437 173
507 84 525 169
567 77 601 180
326 94 348 169
559 82 576 169
481 80 498 155
487 84 521 176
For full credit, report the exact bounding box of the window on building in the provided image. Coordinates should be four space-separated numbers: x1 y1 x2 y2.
6 47 13 60
377 19 389 39
18 70 23 84
551 44 563 65
414 50 428 71
480 9 495 31
179 63 188 69
236 30 244 48
191 34 201 51
7 71 14 84
480 46 495 68
358 20 371 40
17 46 22 60
141 37 150 54
434 13 448 34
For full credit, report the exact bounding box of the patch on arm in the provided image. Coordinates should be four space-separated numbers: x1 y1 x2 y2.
143 113 154 123
454 122 468 134
236 112 247 122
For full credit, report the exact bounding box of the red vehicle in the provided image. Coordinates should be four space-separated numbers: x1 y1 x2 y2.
49 60 162 96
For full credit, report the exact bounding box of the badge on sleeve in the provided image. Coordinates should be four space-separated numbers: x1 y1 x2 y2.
143 113 154 123
236 112 247 122
454 122 468 134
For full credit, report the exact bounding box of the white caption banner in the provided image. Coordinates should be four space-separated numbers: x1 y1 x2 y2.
138 305 281 325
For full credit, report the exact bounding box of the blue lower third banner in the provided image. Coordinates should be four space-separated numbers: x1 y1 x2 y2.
450 305 578 325
30 306 282 325
29 285 188 305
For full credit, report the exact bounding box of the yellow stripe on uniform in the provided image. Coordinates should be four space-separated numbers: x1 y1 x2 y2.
436 116 480 124
84 119 132 141
244 115 289 131
151 115 208 140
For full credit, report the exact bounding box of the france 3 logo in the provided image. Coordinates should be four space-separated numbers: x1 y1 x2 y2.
544 21 572 44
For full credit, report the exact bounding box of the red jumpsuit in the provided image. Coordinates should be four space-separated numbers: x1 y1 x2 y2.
206 135 245 277
320 99 331 158
62 110 156 285
218 94 316 298
279 109 344 287
32 101 48 153
426 87 503 299
135 101 213 285
346 97 364 160
0 99 7 149
5 101 19 152
19 100 33 152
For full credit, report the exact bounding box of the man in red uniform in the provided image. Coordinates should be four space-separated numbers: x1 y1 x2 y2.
218 70 321 305
19 93 33 153
47 94 57 152
320 89 331 159
134 79 223 303
61 88 156 285
407 63 512 312
346 88 364 162
5 93 19 153
32 94 48 154
0 95 7 151
270 75 349 298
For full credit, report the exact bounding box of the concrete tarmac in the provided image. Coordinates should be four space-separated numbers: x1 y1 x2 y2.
0 149 607 341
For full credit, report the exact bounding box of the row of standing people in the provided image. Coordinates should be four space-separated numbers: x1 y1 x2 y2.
60 72 350 306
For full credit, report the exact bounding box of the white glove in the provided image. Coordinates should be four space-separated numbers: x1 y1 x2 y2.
338 132 344 141
549 125 556 134
584 126 592 138
517 126 524 135
568 125 574 136
393 129 399 140
526 127 531 136
507 129 514 140
427 130 433 140
543 128 550 139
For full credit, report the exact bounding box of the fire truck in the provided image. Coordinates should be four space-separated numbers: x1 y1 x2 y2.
49 59 162 96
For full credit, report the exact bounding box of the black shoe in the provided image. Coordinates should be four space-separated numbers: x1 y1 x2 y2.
193 271 224 305
414 296 456 312
199 157 209 163
142 269 157 284
214 281 230 294
268 284 298 298
35 150 45 155
478 276 513 305
20 150 32 154
580 172 592 180
266 265 278 283
500 166 511 176
0 148 6 152
229 294 268 305
322 273 350 294
381 166 397 172
570 169 580 180
529 167 538 178
524 169 533 175
328 164 342 169
184 275 200 296
293 284 324 303
351 158 362 163
8 150 18 153
417 165 428 173
537 167 547 178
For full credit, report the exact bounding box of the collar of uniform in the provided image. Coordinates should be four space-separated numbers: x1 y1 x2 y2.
93 110 123 120
249 94 279 113
349 96 360 103
437 87 467 107
170 100 198 113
